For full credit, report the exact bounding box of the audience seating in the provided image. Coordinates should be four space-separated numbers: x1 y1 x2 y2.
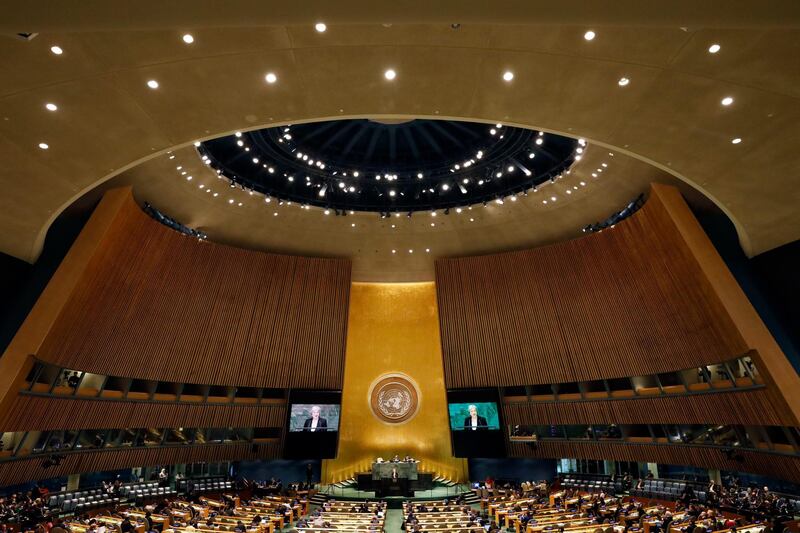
560 473 618 493
177 476 234 494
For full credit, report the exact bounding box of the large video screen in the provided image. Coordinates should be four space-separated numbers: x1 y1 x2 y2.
447 389 505 457
289 404 341 432
448 402 500 431
284 390 342 459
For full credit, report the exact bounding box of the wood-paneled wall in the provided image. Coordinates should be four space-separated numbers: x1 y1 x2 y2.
0 395 287 431
436 187 748 388
508 440 800 484
502 388 791 426
0 442 281 487
35 189 351 389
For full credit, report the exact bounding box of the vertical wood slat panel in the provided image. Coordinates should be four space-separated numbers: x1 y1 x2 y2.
34 191 351 390
435 188 749 389
0 442 282 487
508 440 800 484
0 395 288 431
500 389 788 426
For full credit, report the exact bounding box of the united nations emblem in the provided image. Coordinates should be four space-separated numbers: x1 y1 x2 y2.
368 374 420 424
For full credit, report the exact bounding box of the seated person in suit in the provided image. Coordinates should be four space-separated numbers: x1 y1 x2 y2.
464 404 488 430
303 405 328 432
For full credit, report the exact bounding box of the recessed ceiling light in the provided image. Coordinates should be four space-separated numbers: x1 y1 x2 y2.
502 71 514 82
535 138 543 145
392 249 396 254
50 45 63 55
584 30 596 41
38 142 49 150
731 137 742 144
186 176 193 181
721 96 734 106
384 69 397 80
45 103 58 111
315 22 327 33
147 80 159 89
618 77 630 87
182 34 194 44
265 72 278 84
408 249 413 254
708 43 721 54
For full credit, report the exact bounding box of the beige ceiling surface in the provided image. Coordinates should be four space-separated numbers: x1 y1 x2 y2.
101 138 679 282
0 8 799 273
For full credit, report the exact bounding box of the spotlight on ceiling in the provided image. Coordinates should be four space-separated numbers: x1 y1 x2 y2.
384 69 397 81
182 34 194 44
147 80 159 89
38 142 49 150
731 137 742 144
584 30 596 41
315 22 327 33
502 71 514 82
618 77 630 87
265 72 278 84
45 103 58 111
721 96 734 106
708 43 721 54
50 45 63 55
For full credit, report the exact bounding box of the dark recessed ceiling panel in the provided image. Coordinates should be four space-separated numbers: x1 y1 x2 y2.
199 119 581 214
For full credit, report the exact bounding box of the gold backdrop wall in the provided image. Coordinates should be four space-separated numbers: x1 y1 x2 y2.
322 282 467 483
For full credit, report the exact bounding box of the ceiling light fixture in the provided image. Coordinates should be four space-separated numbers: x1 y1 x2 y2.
502 71 514 82
731 137 742 144
384 69 397 80
38 142 49 150
708 43 721 54
265 72 278 84
315 22 327 33
618 77 630 87
182 34 194 44
45 103 58 111
721 96 734 106
50 45 63 55
147 80 159 89
584 30 596 41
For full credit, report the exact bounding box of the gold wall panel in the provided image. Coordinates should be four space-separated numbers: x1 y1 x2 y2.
322 282 467 483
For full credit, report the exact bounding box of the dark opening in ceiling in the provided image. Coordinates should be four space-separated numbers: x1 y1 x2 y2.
199 118 580 214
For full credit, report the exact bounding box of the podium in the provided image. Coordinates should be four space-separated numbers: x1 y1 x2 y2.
356 462 433 497
371 461 418 480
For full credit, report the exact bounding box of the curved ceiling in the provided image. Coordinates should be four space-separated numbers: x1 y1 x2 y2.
199 119 578 212
100 134 688 282
0 6 799 271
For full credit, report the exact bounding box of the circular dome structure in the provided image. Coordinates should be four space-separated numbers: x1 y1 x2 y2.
198 119 580 213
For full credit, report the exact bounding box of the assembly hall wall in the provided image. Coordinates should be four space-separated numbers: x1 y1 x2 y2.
435 183 800 481
0 187 351 486
321 282 468 484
